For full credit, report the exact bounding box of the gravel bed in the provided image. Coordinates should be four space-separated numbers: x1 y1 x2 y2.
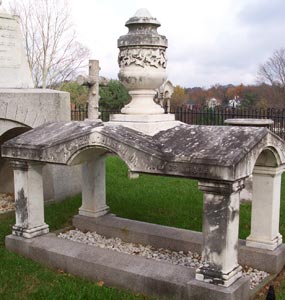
58 229 269 289
0 193 14 213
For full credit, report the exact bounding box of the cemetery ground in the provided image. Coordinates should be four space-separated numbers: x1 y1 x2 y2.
0 156 285 300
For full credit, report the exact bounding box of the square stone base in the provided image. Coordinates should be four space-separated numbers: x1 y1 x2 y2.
188 277 250 300
78 206 109 218
246 234 282 251
6 214 285 300
73 214 285 274
12 224 49 238
107 113 181 136
5 233 250 300
196 265 243 287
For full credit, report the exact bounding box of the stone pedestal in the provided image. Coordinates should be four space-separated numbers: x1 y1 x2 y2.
79 155 109 217
108 113 179 136
246 166 283 250
11 161 49 238
121 90 164 114
224 118 274 128
196 180 244 287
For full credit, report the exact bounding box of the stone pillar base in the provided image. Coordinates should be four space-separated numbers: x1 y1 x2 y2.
128 170 140 179
12 224 49 238
121 90 164 115
196 265 243 288
79 205 109 218
246 233 282 251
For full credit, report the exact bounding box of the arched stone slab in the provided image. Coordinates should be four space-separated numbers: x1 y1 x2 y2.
2 121 285 181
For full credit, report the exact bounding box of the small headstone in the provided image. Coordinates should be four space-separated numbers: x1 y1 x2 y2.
0 3 34 88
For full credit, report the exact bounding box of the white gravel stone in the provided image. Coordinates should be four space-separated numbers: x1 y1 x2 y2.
0 193 14 213
58 229 269 289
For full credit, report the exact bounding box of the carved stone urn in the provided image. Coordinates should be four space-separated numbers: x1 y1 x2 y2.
118 8 168 114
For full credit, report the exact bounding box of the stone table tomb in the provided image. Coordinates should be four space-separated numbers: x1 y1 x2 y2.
2 120 285 300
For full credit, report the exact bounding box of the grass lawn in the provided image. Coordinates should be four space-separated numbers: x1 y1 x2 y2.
0 156 285 299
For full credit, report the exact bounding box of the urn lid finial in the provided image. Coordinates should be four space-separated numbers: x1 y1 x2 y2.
126 7 161 27
118 8 167 49
134 8 152 18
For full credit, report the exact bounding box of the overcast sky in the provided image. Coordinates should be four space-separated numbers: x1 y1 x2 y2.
5 0 285 88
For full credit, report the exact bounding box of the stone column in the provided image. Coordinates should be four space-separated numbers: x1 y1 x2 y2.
11 161 49 238
79 155 109 217
224 118 274 203
87 60 100 120
196 180 244 287
246 166 283 250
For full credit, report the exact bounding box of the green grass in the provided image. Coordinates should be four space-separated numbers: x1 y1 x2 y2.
0 200 151 300
0 155 285 299
106 157 203 232
106 156 285 240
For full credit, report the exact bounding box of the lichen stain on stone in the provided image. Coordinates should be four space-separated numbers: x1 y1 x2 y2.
230 208 239 222
15 188 28 227
3 120 285 182
204 199 228 256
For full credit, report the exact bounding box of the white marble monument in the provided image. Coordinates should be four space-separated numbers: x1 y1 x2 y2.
108 8 179 135
0 2 81 201
0 2 34 88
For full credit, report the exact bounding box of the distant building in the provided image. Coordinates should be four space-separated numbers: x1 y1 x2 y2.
228 96 241 108
206 97 221 108
184 99 198 109
155 80 174 113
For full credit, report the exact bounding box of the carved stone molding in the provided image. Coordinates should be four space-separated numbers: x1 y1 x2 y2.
10 160 28 171
118 48 167 69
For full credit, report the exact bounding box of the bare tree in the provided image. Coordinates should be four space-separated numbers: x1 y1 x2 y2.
10 0 90 88
258 48 285 106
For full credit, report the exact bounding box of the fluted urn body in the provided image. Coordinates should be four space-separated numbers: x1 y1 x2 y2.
118 9 168 114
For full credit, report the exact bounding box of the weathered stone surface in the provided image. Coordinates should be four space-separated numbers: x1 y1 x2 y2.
73 214 203 254
0 12 34 88
5 119 284 292
225 119 274 127
11 161 49 238
0 89 70 132
196 180 244 287
108 113 178 135
118 9 168 114
0 89 81 202
5 233 249 300
73 214 285 275
246 166 283 250
2 122 285 181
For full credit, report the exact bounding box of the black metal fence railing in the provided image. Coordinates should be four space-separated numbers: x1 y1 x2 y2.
70 103 88 121
70 104 121 122
71 105 285 140
100 109 121 122
171 106 285 140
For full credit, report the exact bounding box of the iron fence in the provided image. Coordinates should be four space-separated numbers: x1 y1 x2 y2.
70 103 88 121
71 105 285 140
172 106 285 139
70 104 120 122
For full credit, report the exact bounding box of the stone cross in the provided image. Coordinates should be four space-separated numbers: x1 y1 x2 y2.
77 60 100 120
